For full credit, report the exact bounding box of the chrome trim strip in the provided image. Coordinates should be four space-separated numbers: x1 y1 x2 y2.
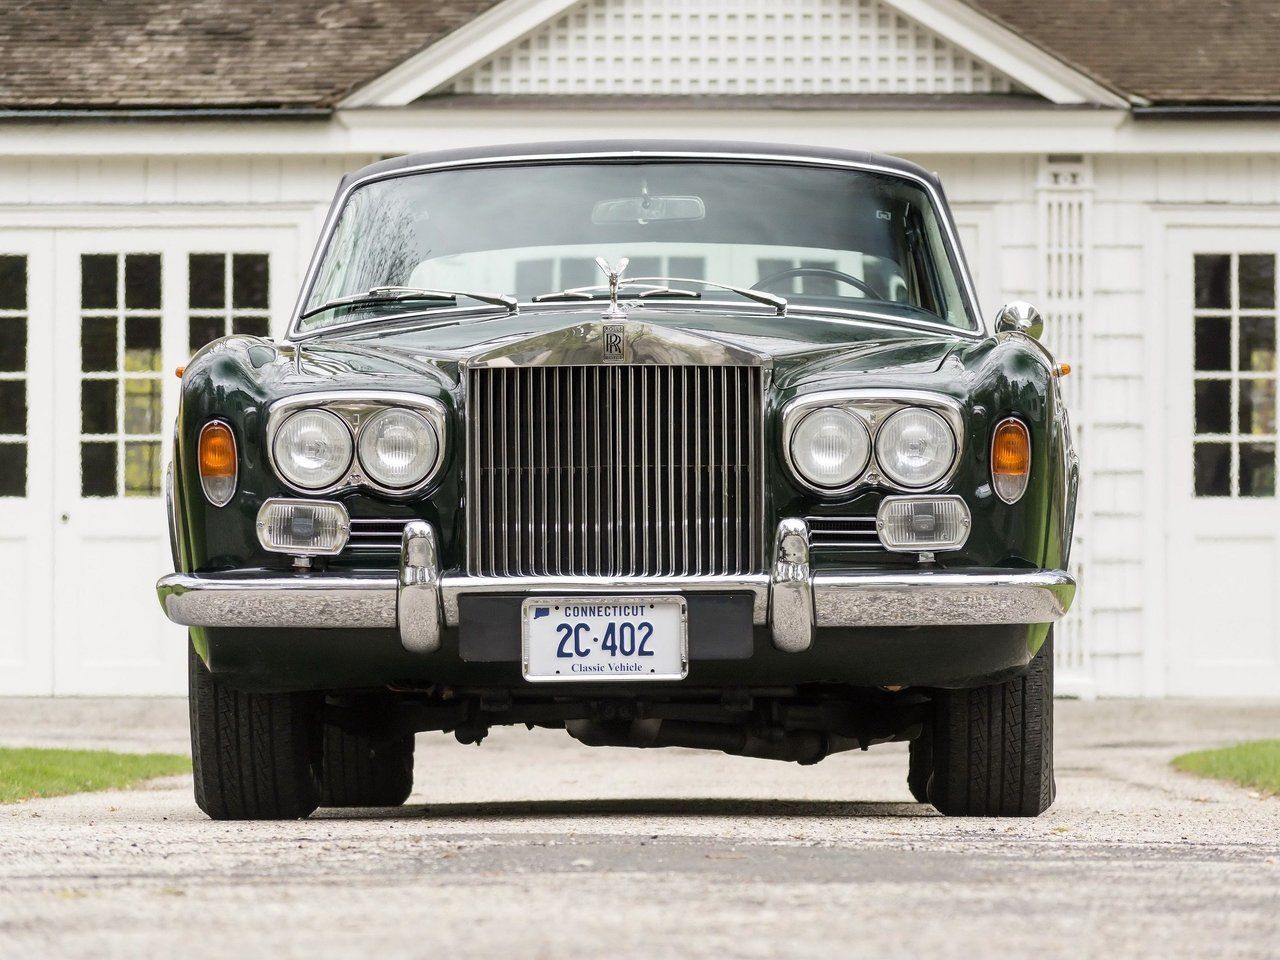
780 388 966 497
398 521 442 653
156 572 396 629
288 150 984 342
265 390 448 499
769 519 814 653
813 569 1075 628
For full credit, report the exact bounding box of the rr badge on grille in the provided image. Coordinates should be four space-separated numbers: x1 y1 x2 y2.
602 322 627 362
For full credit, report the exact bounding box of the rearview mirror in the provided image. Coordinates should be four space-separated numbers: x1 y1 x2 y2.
994 301 1044 340
592 195 705 225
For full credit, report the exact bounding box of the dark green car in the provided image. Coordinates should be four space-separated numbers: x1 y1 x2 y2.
158 142 1077 820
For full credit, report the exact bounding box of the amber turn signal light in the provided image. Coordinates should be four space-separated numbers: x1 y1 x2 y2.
991 418 1031 504
198 421 238 506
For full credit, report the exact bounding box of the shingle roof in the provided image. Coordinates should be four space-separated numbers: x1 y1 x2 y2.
0 0 1275 111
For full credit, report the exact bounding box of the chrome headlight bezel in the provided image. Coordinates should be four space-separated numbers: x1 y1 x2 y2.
780 390 964 497
266 391 448 498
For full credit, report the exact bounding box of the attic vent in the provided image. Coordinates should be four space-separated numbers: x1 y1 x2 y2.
449 0 1029 97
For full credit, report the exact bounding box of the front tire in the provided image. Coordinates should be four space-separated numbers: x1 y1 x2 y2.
320 721 415 808
926 632 1055 817
907 729 932 803
188 642 322 820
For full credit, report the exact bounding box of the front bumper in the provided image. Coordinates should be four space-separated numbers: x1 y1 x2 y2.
157 520 1075 654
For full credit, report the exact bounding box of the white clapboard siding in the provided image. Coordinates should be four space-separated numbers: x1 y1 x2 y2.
450 0 1029 96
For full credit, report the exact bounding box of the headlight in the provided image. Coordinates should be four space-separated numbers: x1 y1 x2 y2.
357 408 440 489
789 407 871 489
874 407 956 488
272 408 353 490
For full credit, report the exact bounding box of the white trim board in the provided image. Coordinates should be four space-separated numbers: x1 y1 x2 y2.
339 0 1129 108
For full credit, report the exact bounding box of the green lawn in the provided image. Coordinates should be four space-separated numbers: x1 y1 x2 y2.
1172 740 1280 796
0 747 191 804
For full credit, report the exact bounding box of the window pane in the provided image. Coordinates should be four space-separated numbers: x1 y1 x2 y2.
1240 316 1276 372
81 254 117 309
81 317 117 372
124 441 161 496
800 259 839 296
628 256 661 279
0 442 26 497
231 316 270 338
0 255 26 310
189 253 225 309
1239 379 1277 435
1194 254 1231 309
1194 380 1231 434
123 379 162 435
757 259 792 288
124 254 161 309
81 441 117 497
560 258 597 288
0 380 25 434
232 253 269 309
189 314 225 352
1239 442 1276 497
81 380 117 434
1194 316 1230 371
0 317 26 372
515 259 554 299
1194 442 1231 496
1239 254 1276 310
669 256 705 280
124 316 161 372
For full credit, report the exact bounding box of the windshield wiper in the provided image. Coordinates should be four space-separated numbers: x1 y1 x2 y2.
533 276 786 315
300 285 517 320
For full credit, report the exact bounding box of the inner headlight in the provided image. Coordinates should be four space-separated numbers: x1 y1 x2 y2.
272 408 353 490
874 407 956 488
357 408 439 489
789 407 871 489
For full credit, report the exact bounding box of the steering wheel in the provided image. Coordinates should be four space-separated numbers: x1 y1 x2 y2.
751 265 885 301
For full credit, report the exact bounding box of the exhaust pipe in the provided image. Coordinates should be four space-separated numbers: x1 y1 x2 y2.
565 718 861 765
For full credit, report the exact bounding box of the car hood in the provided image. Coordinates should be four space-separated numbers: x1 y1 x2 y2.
277 306 971 392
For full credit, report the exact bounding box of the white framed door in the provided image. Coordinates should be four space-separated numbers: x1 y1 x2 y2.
1165 227 1280 696
50 228 298 695
0 231 55 694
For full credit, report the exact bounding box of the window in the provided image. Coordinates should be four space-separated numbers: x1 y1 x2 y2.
79 253 164 498
1192 253 1277 497
188 252 270 353
0 255 27 497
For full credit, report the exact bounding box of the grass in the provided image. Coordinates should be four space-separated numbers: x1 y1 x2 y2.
1172 740 1280 796
0 747 190 804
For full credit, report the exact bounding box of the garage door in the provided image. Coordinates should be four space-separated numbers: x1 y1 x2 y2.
1166 227 1280 697
0 227 296 695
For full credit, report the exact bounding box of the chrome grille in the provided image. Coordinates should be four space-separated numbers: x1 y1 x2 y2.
345 518 410 553
467 365 765 577
806 515 880 550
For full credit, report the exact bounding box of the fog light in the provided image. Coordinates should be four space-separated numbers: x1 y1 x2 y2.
877 495 970 552
256 498 350 556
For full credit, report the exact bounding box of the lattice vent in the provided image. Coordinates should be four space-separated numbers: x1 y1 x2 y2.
448 0 1028 96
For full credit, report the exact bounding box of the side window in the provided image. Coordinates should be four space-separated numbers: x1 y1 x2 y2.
1192 253 1277 497
188 253 270 353
79 253 164 498
0 255 27 497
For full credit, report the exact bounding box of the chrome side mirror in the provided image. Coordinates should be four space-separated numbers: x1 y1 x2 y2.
994 301 1044 340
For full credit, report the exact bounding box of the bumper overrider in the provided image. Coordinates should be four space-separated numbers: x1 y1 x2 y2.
157 520 1076 655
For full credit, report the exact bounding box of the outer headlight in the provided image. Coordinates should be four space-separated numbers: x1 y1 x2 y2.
789 407 871 489
272 409 353 490
357 408 440 489
874 407 956 488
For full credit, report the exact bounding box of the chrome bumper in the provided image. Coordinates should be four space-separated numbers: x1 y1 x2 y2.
157 520 1076 653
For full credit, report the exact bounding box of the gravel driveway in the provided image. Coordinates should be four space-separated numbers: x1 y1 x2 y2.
1 698 1277 959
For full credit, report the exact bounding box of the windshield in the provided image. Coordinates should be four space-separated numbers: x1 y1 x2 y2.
300 160 976 332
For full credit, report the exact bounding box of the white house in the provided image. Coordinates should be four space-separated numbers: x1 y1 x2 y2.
1 0 1278 697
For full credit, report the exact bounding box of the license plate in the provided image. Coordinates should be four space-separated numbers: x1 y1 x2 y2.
521 596 688 682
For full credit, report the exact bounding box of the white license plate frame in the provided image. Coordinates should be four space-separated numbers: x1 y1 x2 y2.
521 596 689 683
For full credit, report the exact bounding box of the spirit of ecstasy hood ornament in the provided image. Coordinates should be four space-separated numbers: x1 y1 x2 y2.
595 256 629 320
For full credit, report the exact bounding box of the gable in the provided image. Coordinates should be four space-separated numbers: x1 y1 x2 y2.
448 0 1028 97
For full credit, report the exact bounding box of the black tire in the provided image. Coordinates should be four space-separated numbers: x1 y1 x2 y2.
927 632 1055 817
320 722 415 808
907 728 932 803
188 641 322 820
